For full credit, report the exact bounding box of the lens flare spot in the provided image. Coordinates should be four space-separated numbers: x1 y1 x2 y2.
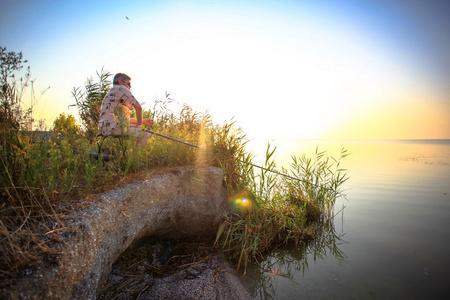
229 191 253 211
241 198 250 208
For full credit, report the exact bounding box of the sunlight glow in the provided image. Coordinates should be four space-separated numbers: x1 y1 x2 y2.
13 2 448 139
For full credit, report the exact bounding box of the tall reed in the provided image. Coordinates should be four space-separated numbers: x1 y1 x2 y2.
214 139 349 274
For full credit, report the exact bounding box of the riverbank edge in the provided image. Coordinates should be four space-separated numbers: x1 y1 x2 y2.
3 166 251 299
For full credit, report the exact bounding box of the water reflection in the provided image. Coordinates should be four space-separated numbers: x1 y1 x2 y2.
244 218 346 299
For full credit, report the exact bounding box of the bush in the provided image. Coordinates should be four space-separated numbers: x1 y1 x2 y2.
0 47 32 188
52 113 81 138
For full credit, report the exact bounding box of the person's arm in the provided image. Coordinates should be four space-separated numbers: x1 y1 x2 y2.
130 114 153 127
120 86 143 127
134 103 143 126
143 119 153 126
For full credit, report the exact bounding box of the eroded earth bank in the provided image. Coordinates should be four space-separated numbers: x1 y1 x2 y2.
6 166 252 299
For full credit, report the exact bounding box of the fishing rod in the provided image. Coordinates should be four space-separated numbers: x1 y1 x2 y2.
143 128 342 192
145 129 200 149
146 128 300 181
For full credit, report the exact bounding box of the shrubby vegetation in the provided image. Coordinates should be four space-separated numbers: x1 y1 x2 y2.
71 70 111 140
0 47 348 280
214 144 348 273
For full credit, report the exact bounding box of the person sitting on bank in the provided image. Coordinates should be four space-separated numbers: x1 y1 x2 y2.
98 73 153 145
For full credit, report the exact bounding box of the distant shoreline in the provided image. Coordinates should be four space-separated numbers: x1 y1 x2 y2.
22 131 450 145
311 139 450 144
252 138 450 144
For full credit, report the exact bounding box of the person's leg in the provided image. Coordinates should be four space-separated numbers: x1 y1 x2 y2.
128 126 152 146
111 126 124 136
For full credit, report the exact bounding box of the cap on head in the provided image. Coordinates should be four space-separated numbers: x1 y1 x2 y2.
113 73 131 85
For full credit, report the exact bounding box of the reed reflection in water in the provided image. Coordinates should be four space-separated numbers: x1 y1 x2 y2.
243 218 346 299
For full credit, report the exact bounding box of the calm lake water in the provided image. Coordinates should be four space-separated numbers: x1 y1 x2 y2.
243 140 450 299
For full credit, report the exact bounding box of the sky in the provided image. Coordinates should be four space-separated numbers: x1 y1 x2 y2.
1 0 449 140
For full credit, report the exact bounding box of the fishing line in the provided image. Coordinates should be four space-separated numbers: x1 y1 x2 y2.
143 128 343 193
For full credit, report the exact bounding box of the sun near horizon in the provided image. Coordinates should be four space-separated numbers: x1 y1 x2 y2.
1 0 449 140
